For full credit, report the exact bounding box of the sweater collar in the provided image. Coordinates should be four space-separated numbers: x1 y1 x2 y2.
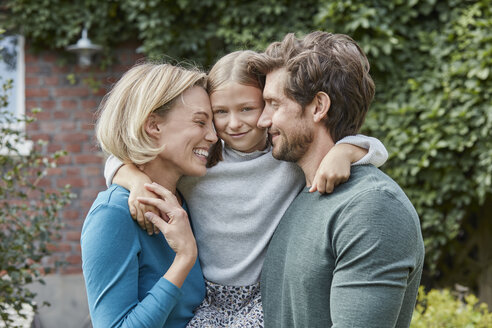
223 140 271 161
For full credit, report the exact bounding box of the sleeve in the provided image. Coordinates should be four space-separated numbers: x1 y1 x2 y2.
104 155 124 187
81 204 181 328
329 190 422 328
336 134 388 167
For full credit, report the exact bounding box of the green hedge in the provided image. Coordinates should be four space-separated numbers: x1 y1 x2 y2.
2 0 491 300
411 287 492 327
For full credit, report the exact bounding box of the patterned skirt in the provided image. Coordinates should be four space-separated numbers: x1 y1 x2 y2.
186 280 264 327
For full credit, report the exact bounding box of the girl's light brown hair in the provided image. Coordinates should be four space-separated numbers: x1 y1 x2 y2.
206 50 263 167
96 62 206 165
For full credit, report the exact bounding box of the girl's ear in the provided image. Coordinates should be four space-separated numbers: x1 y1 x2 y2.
144 113 161 139
312 91 331 123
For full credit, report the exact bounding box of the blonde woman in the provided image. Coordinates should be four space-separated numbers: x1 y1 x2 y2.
81 63 217 327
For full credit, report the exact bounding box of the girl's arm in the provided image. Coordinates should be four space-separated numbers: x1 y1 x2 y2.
310 134 388 193
105 155 158 235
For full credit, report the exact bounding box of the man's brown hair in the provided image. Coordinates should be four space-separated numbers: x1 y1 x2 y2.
249 31 375 142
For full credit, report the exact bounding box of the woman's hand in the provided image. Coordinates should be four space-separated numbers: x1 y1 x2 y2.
310 143 367 194
137 183 197 261
113 164 159 235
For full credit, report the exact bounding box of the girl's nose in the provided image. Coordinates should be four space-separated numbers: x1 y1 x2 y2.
229 115 242 130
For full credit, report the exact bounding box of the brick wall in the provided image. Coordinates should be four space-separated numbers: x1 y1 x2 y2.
25 41 143 274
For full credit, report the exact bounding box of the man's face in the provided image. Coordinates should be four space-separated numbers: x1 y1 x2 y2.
257 68 314 162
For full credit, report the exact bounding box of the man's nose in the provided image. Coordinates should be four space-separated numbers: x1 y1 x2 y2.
257 106 272 129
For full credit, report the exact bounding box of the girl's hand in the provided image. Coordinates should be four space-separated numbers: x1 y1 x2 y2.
114 164 159 235
137 183 197 260
310 143 367 194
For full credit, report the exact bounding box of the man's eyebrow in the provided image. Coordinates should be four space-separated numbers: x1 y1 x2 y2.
263 95 279 102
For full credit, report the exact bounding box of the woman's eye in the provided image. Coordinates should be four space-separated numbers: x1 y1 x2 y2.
196 120 206 126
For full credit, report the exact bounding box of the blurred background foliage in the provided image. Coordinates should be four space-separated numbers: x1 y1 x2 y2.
2 0 491 307
1 30 74 326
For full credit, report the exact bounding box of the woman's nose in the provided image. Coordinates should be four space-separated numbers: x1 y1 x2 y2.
206 126 218 143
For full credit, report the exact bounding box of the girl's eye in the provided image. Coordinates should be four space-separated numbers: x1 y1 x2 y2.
214 109 227 115
241 107 253 112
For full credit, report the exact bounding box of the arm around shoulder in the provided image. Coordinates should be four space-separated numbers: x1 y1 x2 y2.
104 155 124 187
336 134 389 167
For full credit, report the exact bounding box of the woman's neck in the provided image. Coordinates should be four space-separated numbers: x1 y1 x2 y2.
140 159 180 196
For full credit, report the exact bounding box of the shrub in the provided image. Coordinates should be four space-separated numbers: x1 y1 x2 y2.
411 286 492 327
0 50 74 327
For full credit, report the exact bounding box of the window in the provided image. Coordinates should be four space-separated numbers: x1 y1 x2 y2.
0 34 31 155
1 34 25 116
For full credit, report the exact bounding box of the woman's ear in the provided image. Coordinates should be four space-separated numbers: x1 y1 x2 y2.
312 91 330 123
144 113 162 139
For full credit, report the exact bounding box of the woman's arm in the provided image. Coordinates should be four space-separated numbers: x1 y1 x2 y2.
82 200 196 327
310 134 388 193
137 183 198 288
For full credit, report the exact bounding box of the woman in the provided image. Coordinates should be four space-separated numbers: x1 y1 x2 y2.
81 62 217 327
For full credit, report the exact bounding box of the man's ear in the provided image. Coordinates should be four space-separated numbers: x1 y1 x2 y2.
311 91 330 123
144 113 161 139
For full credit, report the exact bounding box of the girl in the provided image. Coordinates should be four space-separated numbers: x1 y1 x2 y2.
105 51 387 327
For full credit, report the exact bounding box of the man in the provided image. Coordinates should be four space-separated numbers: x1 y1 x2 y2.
249 32 425 327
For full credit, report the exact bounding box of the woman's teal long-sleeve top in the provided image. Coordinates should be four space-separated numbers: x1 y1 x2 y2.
81 184 205 328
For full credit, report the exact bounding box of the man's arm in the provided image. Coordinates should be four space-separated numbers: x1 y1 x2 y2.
330 189 423 328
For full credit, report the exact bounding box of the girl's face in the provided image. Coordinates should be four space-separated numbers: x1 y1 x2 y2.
154 86 218 177
210 82 267 153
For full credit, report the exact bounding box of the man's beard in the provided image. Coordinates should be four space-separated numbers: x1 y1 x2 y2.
272 124 314 163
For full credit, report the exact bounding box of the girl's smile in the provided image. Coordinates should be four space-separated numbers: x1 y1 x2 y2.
210 82 267 153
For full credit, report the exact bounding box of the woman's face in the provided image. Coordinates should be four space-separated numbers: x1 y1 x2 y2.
210 82 267 153
155 86 218 177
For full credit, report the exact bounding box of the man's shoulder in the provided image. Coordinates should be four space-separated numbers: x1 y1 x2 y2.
336 165 407 201
292 165 417 219
329 165 419 225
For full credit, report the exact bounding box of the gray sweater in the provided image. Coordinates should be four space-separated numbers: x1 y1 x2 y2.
261 165 424 327
105 135 388 286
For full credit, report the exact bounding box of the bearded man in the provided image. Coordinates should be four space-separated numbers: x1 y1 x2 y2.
249 32 425 328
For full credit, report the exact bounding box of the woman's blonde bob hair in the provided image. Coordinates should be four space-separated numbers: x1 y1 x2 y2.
96 62 207 165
